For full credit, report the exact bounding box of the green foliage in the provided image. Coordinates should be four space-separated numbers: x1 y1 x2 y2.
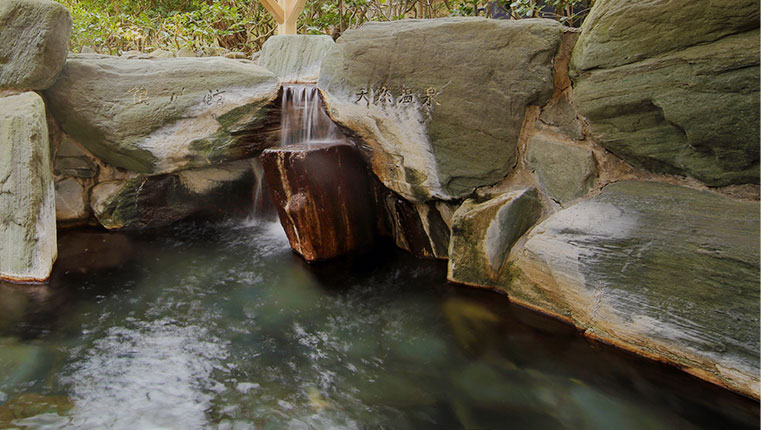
56 0 589 55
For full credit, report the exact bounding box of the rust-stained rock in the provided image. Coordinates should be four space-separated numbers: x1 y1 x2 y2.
261 142 375 261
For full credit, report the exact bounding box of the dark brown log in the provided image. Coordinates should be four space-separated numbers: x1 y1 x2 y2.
260 142 376 261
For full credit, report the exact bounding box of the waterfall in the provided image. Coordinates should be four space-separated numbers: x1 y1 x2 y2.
280 84 342 146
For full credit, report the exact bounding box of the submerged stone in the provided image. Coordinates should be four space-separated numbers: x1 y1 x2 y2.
0 0 72 90
0 92 57 283
507 181 760 398
571 0 760 186
258 35 335 83
319 18 565 201
45 55 280 174
448 188 542 288
260 142 376 261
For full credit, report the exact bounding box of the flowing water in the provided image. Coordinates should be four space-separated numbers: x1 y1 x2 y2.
0 222 758 429
279 85 342 147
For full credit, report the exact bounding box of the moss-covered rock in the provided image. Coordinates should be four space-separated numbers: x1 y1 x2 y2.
45 55 280 174
571 0 760 186
448 188 542 287
0 92 57 283
0 0 71 90
90 160 257 229
507 181 760 398
318 18 565 201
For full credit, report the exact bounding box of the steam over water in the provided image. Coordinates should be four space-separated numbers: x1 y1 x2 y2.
0 222 757 429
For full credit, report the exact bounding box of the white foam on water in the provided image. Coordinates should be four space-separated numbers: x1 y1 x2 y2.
61 318 227 430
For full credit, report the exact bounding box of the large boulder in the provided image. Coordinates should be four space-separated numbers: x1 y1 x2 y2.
571 0 760 186
90 160 257 229
0 92 57 283
0 0 71 90
45 55 281 174
506 181 760 398
260 142 376 261
258 35 335 83
318 18 565 201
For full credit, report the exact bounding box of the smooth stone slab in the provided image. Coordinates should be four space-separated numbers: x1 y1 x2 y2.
0 0 71 90
45 55 280 174
0 92 57 283
507 181 760 398
55 178 88 226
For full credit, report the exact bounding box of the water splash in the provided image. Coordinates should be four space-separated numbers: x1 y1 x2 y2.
280 85 342 147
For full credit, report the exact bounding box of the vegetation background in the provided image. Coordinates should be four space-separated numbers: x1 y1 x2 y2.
54 0 592 55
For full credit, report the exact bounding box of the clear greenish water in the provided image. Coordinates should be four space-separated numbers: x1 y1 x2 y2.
0 221 758 429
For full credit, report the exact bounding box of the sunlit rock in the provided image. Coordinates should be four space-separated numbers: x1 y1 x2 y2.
45 55 280 174
571 0 760 186
259 35 335 83
0 393 72 428
448 188 542 288
261 142 376 261
0 92 57 283
507 181 760 398
319 18 565 201
55 178 89 227
0 0 71 90
90 160 257 229
525 133 597 204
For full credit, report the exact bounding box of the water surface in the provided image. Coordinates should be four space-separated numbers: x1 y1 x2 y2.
0 221 758 429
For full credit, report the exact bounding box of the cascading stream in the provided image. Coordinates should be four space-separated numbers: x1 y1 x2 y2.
280 84 342 147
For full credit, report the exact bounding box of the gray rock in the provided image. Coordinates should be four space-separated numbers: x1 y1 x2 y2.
571 0 759 186
0 0 72 90
526 133 597 204
90 160 257 229
318 18 565 201
0 92 57 283
45 55 280 174
176 46 196 57
538 92 583 140
54 134 98 178
0 92 57 282
507 181 760 398
55 178 88 226
448 188 542 287
259 35 335 83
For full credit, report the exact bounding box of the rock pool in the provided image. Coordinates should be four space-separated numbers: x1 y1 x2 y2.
0 221 758 429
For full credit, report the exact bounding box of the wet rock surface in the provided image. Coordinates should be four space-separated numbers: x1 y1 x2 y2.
0 0 72 90
319 18 565 201
45 55 280 174
261 142 376 261
0 92 57 283
571 0 760 186
507 181 760 398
